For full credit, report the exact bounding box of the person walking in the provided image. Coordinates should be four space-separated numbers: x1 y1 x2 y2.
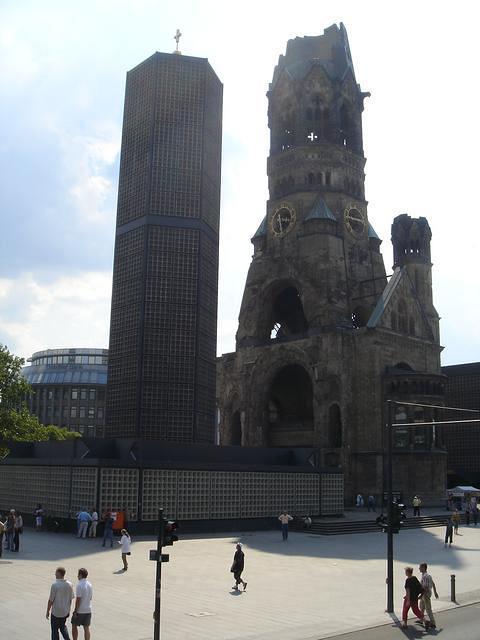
356 493 364 508
13 511 23 552
88 509 98 538
465 502 471 526
34 504 45 530
471 497 478 526
419 562 438 630
412 495 422 517
46 566 74 640
278 511 293 541
401 566 424 629
452 509 461 534
444 517 454 546
367 495 376 512
76 510 92 539
102 511 114 548
72 568 92 640
5 509 16 551
118 529 131 571
230 543 247 591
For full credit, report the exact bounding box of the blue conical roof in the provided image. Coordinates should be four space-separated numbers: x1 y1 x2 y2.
368 222 380 240
252 215 268 239
305 197 336 221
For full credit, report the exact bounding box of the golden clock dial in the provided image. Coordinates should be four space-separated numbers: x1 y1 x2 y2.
344 206 366 235
271 203 297 237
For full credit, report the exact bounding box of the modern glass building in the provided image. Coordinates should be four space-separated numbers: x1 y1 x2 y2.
22 348 108 437
106 50 223 441
442 362 480 485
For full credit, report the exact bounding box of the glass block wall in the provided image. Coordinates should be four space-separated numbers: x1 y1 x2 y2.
321 473 344 515
0 465 343 521
141 470 323 521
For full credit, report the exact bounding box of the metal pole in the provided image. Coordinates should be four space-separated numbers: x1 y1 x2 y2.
154 508 163 640
450 574 456 602
386 400 394 613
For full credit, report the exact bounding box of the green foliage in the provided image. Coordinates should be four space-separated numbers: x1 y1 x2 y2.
0 344 80 450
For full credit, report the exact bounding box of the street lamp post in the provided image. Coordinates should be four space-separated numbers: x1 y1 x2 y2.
386 400 394 613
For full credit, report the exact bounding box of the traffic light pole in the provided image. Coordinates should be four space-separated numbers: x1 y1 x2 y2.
154 508 163 640
386 400 394 613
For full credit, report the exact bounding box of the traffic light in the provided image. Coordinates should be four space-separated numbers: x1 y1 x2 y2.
162 519 179 546
392 502 406 533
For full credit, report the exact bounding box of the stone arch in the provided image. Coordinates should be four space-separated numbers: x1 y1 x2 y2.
243 343 314 446
266 363 314 447
229 410 242 446
351 305 368 329
220 393 242 446
263 281 309 341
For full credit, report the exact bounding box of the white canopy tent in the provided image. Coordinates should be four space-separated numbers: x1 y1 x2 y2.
448 485 480 497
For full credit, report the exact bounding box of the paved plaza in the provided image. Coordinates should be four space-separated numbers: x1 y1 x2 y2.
1 523 479 640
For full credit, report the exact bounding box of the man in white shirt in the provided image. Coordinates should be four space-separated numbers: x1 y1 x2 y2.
46 566 74 640
72 568 93 640
278 511 293 541
419 562 438 630
88 509 99 538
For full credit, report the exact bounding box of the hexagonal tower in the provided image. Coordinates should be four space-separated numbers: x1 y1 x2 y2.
218 24 447 506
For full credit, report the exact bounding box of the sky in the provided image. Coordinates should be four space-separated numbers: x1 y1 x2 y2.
0 0 479 366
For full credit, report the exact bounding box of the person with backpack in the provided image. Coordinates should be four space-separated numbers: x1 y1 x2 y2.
401 566 424 629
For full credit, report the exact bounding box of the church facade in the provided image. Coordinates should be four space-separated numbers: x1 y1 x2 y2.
217 24 447 505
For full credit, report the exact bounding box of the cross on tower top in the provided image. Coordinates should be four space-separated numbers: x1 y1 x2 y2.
174 29 182 54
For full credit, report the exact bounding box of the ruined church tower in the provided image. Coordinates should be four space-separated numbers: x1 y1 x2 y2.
218 24 447 505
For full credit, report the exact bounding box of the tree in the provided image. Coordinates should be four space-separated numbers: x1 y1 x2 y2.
0 344 79 447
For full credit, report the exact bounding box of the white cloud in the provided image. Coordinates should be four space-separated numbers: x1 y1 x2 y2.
0 272 111 359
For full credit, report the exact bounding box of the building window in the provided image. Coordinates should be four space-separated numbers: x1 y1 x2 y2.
48 390 54 401
71 389 79 400
89 389 96 400
97 407 104 420
80 388 87 400
79 406 86 418
70 407 77 418
88 407 95 419
63 406 69 418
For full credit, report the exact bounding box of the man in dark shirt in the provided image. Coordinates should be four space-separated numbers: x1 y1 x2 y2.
230 543 247 591
402 566 424 628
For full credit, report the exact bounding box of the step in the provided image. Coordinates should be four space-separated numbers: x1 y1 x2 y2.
293 513 462 536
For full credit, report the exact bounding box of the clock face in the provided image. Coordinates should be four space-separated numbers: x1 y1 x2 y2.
271 203 296 236
344 206 366 235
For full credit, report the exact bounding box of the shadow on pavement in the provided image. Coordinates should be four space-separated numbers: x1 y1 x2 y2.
236 526 472 572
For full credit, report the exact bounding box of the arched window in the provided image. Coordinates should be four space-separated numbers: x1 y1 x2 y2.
269 286 309 340
230 411 242 446
409 317 416 336
352 306 368 329
267 364 314 446
308 172 314 185
328 404 342 448
317 172 323 185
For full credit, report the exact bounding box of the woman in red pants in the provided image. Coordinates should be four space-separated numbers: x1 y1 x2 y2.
402 566 424 628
